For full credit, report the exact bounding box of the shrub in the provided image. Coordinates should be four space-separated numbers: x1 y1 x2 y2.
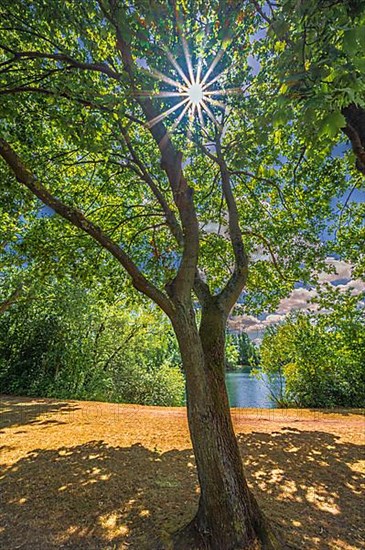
0 281 184 406
259 291 365 408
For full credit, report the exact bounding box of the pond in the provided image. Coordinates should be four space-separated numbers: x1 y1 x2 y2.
225 370 279 408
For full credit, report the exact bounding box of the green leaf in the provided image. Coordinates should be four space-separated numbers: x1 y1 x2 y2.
356 26 365 49
343 29 358 52
319 111 346 138
354 57 365 72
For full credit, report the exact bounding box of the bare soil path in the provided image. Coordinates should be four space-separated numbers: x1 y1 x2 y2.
0 395 364 549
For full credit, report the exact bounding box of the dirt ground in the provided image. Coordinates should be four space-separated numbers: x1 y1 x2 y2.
0 395 364 550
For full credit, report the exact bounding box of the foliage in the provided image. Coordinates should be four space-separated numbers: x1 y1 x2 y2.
254 0 365 276
0 0 362 399
225 332 260 370
0 280 184 406
0 2 363 541
0 0 360 317
259 1 365 138
259 289 365 408
0 0 361 397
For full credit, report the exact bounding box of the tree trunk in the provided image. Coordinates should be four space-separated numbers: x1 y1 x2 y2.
171 303 280 550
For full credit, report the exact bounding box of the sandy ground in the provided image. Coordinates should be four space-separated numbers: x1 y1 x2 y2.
0 395 364 549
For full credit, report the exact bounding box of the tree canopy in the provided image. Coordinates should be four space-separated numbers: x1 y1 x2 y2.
0 2 364 548
0 276 184 405
259 287 365 407
1 0 362 317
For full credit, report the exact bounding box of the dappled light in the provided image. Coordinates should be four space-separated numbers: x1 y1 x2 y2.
238 428 364 549
0 440 198 549
0 396 79 430
1 397 364 549
0 1 364 548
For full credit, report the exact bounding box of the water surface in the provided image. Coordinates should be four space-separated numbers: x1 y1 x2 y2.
225 371 277 408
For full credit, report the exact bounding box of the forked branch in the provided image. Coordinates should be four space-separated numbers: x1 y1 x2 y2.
213 138 249 312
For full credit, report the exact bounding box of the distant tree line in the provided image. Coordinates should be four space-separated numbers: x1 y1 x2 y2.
225 332 260 370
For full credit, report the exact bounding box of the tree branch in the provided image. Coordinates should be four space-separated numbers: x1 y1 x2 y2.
0 285 22 314
99 1 200 301
252 1 273 25
342 119 365 176
0 45 122 80
242 230 291 282
230 169 295 220
214 137 248 312
0 137 174 317
0 85 144 126
119 125 185 247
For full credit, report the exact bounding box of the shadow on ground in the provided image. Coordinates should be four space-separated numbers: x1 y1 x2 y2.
0 395 80 430
0 440 198 549
238 427 364 550
0 402 363 549
308 408 364 417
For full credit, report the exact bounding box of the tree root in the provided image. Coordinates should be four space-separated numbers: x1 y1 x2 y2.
167 496 283 550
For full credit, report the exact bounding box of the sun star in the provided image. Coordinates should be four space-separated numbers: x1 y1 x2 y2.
188 83 204 105
137 35 242 135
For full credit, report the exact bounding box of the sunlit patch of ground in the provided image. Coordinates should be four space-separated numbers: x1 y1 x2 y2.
0 395 364 549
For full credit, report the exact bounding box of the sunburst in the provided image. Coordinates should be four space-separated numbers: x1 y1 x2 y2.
136 36 242 137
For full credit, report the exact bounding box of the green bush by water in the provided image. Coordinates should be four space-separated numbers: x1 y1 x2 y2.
259 290 365 408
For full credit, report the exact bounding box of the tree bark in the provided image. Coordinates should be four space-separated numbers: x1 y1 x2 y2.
342 103 365 176
171 303 280 550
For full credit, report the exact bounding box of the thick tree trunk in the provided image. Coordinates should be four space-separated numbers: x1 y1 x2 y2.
171 304 280 550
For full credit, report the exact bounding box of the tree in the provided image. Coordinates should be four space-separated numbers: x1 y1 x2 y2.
253 0 365 174
0 1 361 548
236 332 260 368
225 332 260 369
260 289 365 408
0 277 185 405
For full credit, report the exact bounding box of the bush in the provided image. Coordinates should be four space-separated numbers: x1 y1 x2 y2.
259 291 365 408
111 361 184 406
0 281 185 406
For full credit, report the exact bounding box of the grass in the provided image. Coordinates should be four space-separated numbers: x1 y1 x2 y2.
0 395 364 549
